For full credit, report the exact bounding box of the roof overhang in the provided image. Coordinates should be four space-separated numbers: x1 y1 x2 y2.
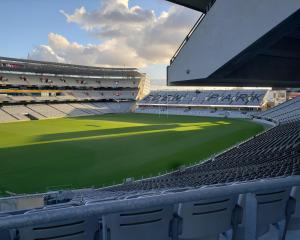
0 57 142 77
168 7 300 88
166 0 214 13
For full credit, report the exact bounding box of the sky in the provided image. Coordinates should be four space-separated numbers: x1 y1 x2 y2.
0 0 199 86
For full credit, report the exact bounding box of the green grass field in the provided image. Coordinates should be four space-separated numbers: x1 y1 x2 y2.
0 113 264 195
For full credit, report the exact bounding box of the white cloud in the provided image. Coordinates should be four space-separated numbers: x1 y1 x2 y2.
60 0 155 31
29 45 65 63
28 0 199 70
29 33 143 67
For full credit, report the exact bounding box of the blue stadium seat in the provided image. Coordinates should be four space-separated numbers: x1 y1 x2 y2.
176 195 238 240
19 218 99 240
0 214 12 240
287 187 300 232
0 230 11 240
18 207 99 240
236 188 291 239
256 189 291 237
102 206 174 240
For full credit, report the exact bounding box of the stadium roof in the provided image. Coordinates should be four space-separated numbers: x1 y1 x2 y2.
167 1 300 88
0 57 142 77
166 0 215 13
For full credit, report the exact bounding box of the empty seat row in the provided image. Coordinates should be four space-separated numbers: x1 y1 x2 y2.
0 73 141 89
0 102 134 123
136 106 249 118
1 105 45 120
105 120 300 194
255 97 300 123
1 186 300 240
140 90 267 107
0 90 138 105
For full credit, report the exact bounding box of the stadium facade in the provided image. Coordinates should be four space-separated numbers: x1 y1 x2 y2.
0 1 300 240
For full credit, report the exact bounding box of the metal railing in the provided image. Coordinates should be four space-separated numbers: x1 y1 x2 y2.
169 0 216 65
170 13 205 64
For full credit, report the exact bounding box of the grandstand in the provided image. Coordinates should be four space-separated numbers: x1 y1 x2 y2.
0 57 148 122
139 90 267 107
254 97 300 124
1 1 300 240
0 97 299 239
137 89 268 118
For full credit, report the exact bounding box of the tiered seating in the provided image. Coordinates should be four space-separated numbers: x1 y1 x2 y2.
136 106 248 118
71 91 92 101
0 102 134 123
0 64 141 111
0 109 16 122
107 102 133 113
0 73 141 89
49 104 92 117
9 95 35 102
255 97 300 123
0 74 26 85
26 76 53 87
83 103 107 114
140 90 267 107
91 102 115 114
1 105 45 120
26 104 66 118
56 95 76 101
107 120 300 192
69 103 102 115
137 90 266 118
0 90 138 104
0 94 10 102
0 58 141 124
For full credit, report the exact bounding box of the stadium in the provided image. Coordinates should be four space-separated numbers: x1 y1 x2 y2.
0 0 300 240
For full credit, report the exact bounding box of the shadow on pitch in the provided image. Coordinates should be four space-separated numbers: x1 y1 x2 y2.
69 113 222 125
35 124 181 142
0 123 232 195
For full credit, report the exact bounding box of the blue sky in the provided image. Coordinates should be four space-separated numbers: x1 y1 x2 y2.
0 0 197 85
